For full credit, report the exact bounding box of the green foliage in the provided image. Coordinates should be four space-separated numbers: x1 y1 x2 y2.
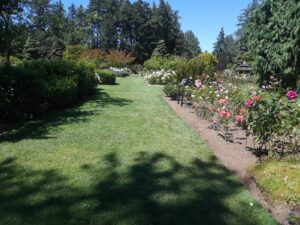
243 0 300 87
144 56 187 71
64 44 86 61
23 35 40 60
175 59 204 82
2 0 194 64
175 54 217 82
245 91 300 155
183 30 201 58
50 37 65 59
95 69 116 85
152 40 169 58
163 83 179 99
197 53 218 75
0 60 96 122
213 28 233 71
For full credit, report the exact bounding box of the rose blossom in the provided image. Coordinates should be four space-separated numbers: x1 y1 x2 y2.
219 99 228 105
225 112 231 119
195 79 203 88
220 110 226 117
286 90 298 100
245 99 254 108
236 115 245 122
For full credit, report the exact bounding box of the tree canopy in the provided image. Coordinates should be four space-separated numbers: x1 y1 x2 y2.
1 0 201 64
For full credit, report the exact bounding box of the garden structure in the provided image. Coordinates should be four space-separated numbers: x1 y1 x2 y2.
236 62 253 75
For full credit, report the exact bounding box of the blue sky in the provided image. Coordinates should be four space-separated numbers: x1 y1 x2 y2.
61 0 251 52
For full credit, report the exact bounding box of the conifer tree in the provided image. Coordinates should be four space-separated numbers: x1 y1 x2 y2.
183 30 201 58
152 40 168 57
213 27 230 70
23 35 40 60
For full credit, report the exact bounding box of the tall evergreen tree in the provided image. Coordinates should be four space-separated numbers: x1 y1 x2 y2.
0 0 24 64
234 0 262 63
132 0 156 62
224 34 238 64
23 34 40 60
213 27 230 70
183 30 201 58
154 0 184 55
88 0 119 50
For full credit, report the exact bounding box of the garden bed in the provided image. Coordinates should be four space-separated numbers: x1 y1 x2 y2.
164 96 296 224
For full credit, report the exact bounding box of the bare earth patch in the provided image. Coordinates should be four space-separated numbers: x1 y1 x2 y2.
164 96 290 225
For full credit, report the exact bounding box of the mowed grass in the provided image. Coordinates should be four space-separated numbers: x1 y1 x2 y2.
0 76 278 225
249 158 300 205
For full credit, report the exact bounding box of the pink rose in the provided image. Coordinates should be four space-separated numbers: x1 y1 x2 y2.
236 115 244 122
245 99 254 108
286 90 298 100
219 99 228 105
220 110 226 117
225 112 231 119
195 79 203 88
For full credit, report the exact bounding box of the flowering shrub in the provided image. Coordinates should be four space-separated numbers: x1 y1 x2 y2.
184 78 299 156
144 70 176 85
246 91 299 154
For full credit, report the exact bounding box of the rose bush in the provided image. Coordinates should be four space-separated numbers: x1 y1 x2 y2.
185 78 299 156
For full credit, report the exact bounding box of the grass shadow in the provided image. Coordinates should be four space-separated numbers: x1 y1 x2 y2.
0 88 132 143
0 152 277 225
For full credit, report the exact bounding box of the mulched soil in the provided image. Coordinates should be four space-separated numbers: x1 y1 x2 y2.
164 96 291 225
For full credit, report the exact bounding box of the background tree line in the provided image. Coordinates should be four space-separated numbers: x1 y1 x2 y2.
0 0 201 64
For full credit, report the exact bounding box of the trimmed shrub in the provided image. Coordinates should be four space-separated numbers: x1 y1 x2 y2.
0 66 46 121
96 69 116 85
0 60 97 122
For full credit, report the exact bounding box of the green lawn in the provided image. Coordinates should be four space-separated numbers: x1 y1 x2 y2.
0 76 278 225
249 158 300 205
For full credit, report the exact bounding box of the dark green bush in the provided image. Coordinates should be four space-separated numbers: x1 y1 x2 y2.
130 64 143 74
119 72 130 77
96 69 116 85
0 60 97 122
175 59 204 82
